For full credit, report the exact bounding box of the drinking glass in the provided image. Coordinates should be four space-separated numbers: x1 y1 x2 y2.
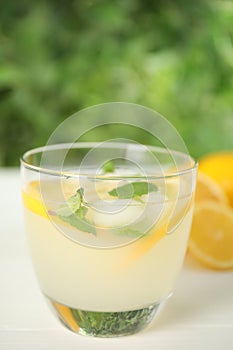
21 142 197 337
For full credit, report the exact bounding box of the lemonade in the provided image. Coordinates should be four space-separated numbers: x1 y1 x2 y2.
21 143 196 336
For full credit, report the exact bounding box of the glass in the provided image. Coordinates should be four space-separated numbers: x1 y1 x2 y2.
21 142 197 337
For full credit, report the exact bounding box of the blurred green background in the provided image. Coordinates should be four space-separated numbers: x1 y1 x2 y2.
0 0 232 166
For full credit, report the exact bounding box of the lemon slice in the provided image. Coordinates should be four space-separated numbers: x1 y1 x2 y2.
195 171 229 204
22 181 48 218
117 201 176 270
189 201 233 270
52 301 79 332
199 152 233 206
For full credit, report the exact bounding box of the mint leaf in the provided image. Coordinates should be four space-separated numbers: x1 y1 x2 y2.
113 227 144 237
56 188 96 235
58 212 96 235
56 188 83 217
108 181 157 200
71 306 156 336
102 160 115 173
75 205 88 219
69 188 83 211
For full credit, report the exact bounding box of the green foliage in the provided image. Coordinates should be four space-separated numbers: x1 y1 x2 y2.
56 188 96 234
108 181 157 200
0 0 232 165
71 305 156 336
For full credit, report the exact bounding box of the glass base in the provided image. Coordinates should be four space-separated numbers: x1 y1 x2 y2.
47 297 161 337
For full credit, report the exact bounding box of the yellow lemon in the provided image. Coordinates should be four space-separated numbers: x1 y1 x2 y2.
189 201 233 270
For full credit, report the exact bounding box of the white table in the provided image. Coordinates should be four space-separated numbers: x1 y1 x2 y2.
0 168 233 350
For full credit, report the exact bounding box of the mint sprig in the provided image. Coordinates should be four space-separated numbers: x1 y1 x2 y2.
70 306 156 336
56 188 95 235
102 160 115 173
108 181 157 201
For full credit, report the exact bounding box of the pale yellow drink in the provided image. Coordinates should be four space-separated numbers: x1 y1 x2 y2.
23 177 193 316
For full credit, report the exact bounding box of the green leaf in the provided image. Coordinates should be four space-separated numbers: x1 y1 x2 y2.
108 181 157 200
102 160 115 173
70 306 156 336
113 227 144 237
58 213 96 235
75 205 88 219
55 188 83 217
70 188 83 211
56 187 96 234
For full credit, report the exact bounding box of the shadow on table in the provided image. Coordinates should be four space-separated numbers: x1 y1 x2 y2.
147 254 233 332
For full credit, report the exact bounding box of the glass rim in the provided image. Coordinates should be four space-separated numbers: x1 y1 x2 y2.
20 142 198 179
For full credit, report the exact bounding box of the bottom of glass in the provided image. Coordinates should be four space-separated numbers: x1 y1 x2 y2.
46 296 162 337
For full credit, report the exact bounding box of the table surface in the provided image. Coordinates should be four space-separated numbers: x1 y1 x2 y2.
0 168 233 350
